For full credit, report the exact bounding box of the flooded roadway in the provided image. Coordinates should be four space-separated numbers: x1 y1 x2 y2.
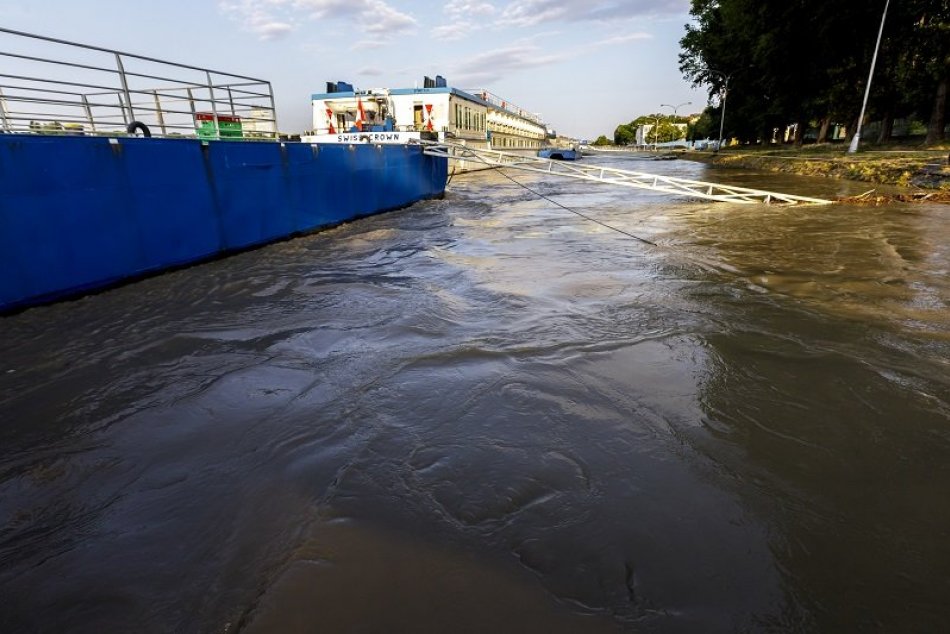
1 155 948 633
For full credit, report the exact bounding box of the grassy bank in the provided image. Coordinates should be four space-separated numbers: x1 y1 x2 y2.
686 143 950 192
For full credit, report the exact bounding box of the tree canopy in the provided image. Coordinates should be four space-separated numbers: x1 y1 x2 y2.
614 114 691 145
679 0 949 145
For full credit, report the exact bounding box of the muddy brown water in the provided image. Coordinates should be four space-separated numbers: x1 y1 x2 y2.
1 156 948 633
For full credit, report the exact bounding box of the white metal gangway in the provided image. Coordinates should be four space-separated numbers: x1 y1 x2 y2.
421 142 833 206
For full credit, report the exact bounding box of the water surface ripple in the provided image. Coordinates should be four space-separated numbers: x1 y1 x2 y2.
1 157 948 633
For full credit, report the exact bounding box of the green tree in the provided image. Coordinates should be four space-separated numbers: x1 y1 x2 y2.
894 0 950 143
613 123 636 145
652 119 685 143
592 135 612 146
680 0 949 147
688 109 717 141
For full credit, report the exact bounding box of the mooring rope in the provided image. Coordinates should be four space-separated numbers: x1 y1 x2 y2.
454 150 658 247
492 167 658 246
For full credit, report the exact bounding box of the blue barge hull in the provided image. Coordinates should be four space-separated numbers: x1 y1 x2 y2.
0 135 447 312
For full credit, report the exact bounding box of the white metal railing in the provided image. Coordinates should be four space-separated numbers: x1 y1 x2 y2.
465 88 544 125
422 141 833 205
0 27 278 140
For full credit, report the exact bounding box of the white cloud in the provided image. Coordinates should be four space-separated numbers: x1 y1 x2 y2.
452 44 568 85
433 22 473 41
448 30 651 85
351 39 388 50
433 0 497 41
219 0 417 41
595 32 653 46
218 1 295 39
434 0 673 43
445 0 497 17
362 1 416 33
291 0 360 19
499 0 687 27
255 21 295 40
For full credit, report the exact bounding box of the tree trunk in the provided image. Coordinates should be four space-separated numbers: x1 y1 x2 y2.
793 120 805 147
926 75 948 145
759 120 771 145
817 116 831 143
876 110 894 144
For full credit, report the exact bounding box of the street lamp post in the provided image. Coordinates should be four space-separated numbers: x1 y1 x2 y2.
705 69 732 152
848 0 890 154
660 101 692 148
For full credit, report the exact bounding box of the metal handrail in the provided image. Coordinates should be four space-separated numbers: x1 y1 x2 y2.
0 27 279 140
465 88 545 125
0 27 267 82
423 141 833 206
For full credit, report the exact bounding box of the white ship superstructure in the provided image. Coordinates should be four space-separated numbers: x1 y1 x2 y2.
306 76 548 171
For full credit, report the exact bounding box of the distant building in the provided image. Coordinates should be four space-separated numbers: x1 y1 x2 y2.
636 122 688 146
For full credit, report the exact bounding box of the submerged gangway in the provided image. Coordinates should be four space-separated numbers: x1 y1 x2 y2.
421 142 833 205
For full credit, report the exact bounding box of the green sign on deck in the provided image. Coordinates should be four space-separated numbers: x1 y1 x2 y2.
195 113 243 140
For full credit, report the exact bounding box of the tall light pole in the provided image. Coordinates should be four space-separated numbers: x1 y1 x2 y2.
706 69 732 152
849 0 890 154
660 101 691 147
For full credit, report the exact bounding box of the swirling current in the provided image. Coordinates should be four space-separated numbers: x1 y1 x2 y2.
1 155 948 632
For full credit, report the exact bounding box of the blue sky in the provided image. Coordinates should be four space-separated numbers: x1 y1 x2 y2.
1 0 707 139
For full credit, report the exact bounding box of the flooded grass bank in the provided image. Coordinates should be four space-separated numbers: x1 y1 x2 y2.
686 145 950 194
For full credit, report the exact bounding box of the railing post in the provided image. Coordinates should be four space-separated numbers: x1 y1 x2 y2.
152 90 166 136
0 88 11 132
81 94 96 133
114 53 135 122
186 87 197 125
227 87 236 116
267 82 278 139
117 93 129 125
206 71 219 140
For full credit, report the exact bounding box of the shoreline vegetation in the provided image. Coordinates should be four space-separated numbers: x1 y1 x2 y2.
682 144 950 203
663 0 948 205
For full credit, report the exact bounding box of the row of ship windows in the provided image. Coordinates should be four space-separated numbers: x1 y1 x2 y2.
494 137 541 149
453 104 544 139
455 104 485 132
493 124 544 139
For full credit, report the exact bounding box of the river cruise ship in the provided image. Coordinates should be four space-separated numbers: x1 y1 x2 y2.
305 76 548 172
